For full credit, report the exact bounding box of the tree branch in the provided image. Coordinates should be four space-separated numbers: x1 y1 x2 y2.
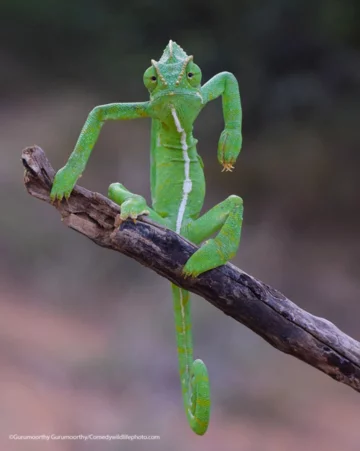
22 145 360 393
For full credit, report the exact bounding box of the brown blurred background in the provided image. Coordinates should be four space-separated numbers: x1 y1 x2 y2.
1 1 360 450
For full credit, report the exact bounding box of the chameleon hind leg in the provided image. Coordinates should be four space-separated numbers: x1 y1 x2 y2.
108 182 167 225
172 284 210 435
182 195 243 277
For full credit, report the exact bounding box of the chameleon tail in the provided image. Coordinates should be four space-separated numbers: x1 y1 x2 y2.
171 284 211 435
150 118 160 203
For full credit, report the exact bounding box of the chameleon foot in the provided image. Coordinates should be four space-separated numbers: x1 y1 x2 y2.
183 238 230 278
119 196 149 222
50 165 79 202
108 183 149 223
120 194 150 222
221 163 234 172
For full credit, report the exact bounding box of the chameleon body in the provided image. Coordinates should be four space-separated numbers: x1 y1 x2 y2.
50 41 243 435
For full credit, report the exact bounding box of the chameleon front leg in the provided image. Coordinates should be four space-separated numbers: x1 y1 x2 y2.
182 195 243 277
108 182 168 225
201 72 242 171
50 102 150 201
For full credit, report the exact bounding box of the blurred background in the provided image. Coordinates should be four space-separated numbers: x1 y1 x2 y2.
1 1 360 450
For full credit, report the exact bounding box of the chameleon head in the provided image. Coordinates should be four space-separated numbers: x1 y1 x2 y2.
143 40 202 101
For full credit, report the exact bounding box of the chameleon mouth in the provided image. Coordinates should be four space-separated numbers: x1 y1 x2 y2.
152 89 203 101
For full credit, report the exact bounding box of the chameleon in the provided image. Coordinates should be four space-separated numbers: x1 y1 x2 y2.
50 40 243 435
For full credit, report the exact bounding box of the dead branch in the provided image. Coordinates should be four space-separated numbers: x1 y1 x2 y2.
22 145 360 393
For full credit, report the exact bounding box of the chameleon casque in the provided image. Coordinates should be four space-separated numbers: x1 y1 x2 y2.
50 41 243 435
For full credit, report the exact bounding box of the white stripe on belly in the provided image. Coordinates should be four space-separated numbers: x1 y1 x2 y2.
170 107 193 234
171 107 192 385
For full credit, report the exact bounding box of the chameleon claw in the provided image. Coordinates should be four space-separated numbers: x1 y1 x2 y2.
114 214 123 228
221 163 234 172
182 268 198 279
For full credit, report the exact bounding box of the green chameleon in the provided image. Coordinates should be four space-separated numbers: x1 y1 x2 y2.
50 41 243 435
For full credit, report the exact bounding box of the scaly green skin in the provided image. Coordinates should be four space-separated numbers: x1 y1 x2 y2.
50 41 243 435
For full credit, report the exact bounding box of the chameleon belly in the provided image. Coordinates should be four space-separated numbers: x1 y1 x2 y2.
151 108 205 231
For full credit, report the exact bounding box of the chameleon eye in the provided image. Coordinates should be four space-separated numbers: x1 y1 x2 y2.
143 66 158 91
186 62 202 87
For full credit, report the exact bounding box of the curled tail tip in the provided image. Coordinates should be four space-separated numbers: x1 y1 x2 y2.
188 359 211 435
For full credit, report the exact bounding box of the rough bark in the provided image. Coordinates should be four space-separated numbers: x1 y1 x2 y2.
22 145 360 393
